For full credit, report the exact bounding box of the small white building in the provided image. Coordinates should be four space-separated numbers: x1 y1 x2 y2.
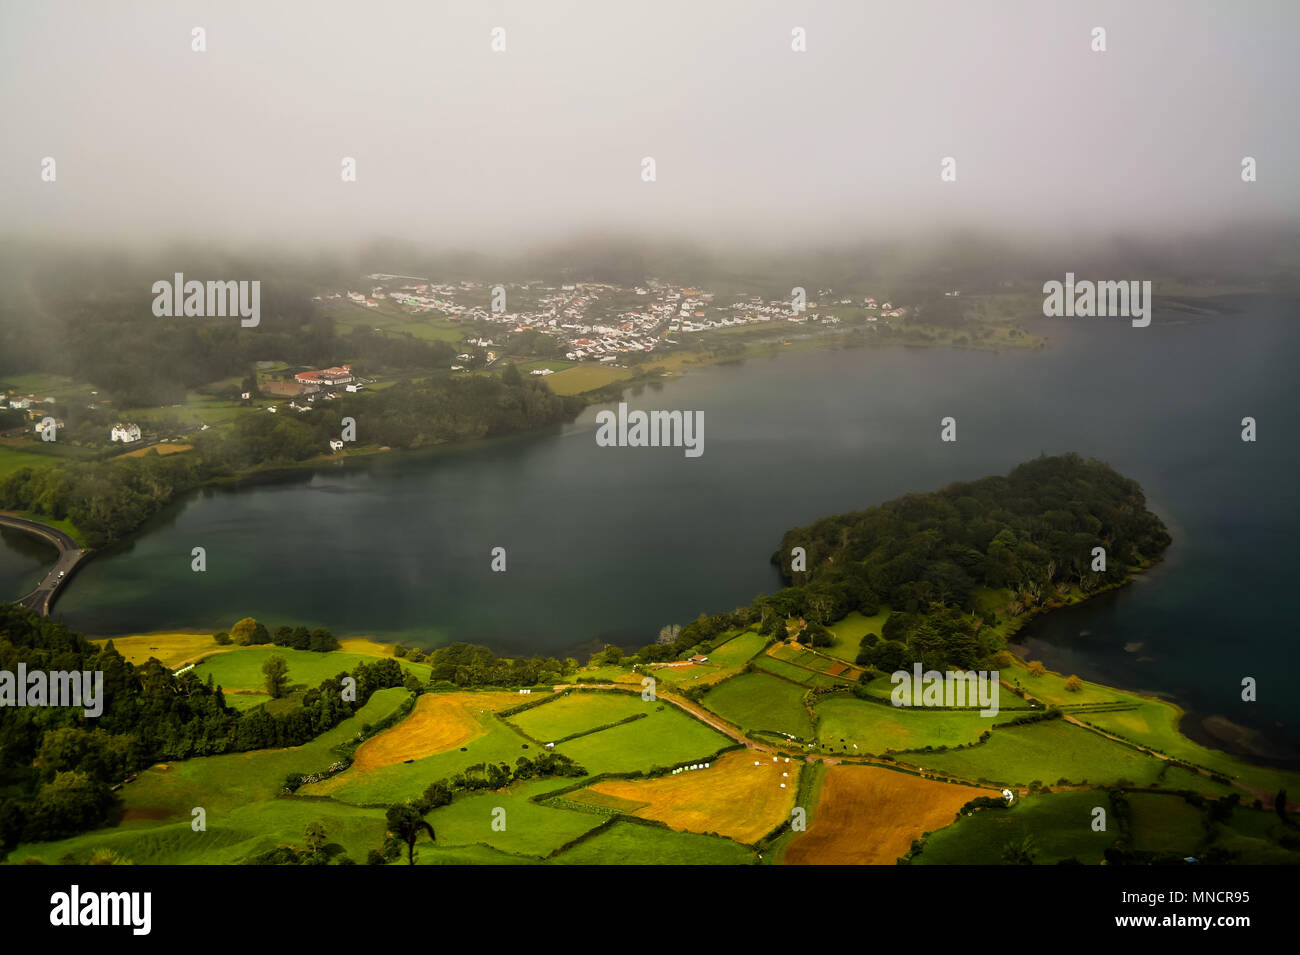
110 422 142 443
329 439 344 452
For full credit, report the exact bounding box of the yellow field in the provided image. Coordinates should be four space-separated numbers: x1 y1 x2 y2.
784 765 996 865
543 364 635 395
586 749 799 844
120 442 193 458
336 637 404 658
349 691 522 772
91 632 227 668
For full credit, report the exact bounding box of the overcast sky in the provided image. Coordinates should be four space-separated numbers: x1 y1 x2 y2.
2 0 1297 252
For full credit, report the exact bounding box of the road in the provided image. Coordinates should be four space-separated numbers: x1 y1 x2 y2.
0 512 88 616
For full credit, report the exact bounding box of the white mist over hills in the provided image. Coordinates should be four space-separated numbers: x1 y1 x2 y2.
1 0 1297 252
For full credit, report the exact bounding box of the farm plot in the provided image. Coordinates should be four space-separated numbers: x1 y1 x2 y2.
351 691 522 772
553 704 731 775
915 790 1116 865
582 749 798 844
783 764 997 865
900 718 1168 788
702 672 813 738
815 696 997 754
508 691 647 742
550 820 755 865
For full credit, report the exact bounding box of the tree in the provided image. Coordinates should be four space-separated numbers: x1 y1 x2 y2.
657 624 681 646
1027 660 1047 677
305 822 327 854
213 630 231 646
1065 675 1083 692
231 617 269 646
1001 834 1037 865
263 655 290 699
385 803 435 865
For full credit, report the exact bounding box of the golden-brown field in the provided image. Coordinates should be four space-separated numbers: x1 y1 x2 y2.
349 691 522 772
585 749 798 844
783 765 997 865
91 632 227 668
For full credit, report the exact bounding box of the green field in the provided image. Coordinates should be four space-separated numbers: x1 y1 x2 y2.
1009 662 1300 794
1127 792 1207 854
704 628 769 668
10 687 412 864
824 609 890 662
543 364 636 396
193 646 430 697
915 790 1116 865
550 819 755 864
552 705 731 775
702 672 813 738
508 691 648 741
0 444 61 480
901 718 1170 787
815 696 999 754
753 657 841 687
425 783 605 858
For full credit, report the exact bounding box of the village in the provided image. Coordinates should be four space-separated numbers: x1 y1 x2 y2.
315 275 912 370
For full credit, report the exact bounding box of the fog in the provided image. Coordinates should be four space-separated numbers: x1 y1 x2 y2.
2 0 1297 254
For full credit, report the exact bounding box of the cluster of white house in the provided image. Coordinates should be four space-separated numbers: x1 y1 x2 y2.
318 276 911 367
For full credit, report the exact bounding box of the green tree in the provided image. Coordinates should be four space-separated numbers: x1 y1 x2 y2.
263 655 290 699
1001 834 1037 865
385 803 435 865
305 821 328 854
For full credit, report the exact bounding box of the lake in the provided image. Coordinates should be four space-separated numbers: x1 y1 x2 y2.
7 295 1298 761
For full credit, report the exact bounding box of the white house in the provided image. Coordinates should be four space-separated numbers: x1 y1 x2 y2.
329 439 344 452
110 422 142 443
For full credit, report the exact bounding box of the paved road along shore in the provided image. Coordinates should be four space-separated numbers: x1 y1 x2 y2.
0 512 87 616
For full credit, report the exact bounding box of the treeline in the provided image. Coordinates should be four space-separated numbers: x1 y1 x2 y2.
425 642 578 687
215 617 341 652
0 370 583 548
0 605 404 852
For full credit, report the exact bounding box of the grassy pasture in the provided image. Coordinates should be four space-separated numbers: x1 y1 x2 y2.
900 718 1168 787
815 696 998 754
10 687 412 864
915 790 1116 865
426 786 605 858
508 690 648 742
192 646 431 695
543 364 636 396
551 704 731 775
702 672 813 738
823 609 890 662
550 820 755 865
